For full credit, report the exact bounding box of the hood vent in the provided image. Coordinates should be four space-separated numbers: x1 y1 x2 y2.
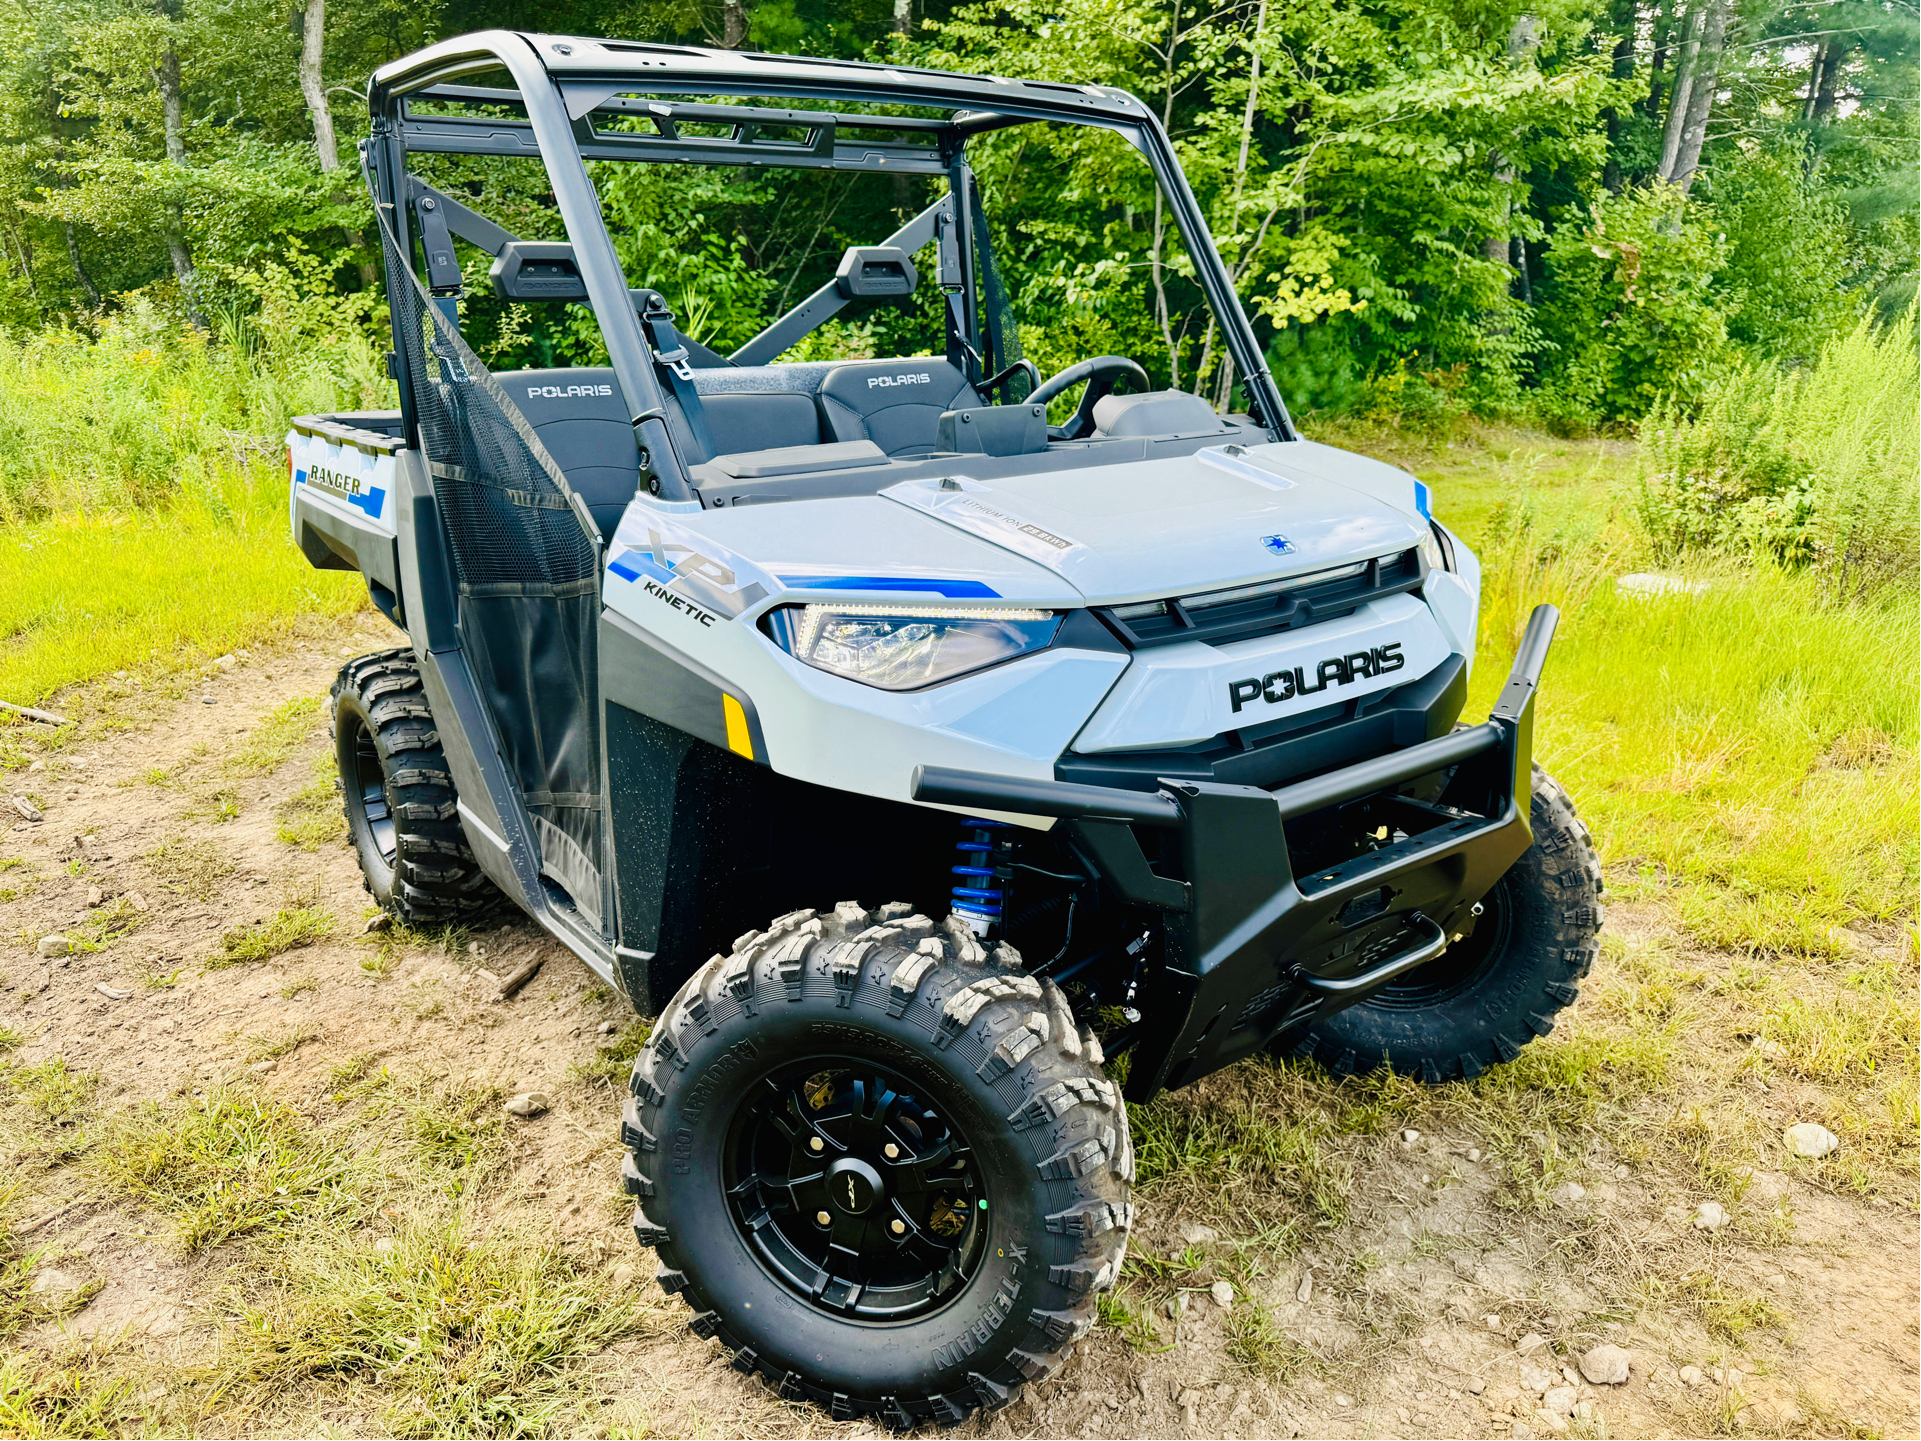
1096 549 1424 650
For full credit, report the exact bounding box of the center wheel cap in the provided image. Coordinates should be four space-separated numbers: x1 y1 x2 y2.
826 1156 884 1215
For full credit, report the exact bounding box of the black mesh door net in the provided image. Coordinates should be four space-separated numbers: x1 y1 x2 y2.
378 204 607 930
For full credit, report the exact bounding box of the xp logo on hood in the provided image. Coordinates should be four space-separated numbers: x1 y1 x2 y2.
1262 534 1294 555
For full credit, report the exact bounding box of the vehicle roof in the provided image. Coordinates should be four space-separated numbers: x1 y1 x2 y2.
368 30 1150 130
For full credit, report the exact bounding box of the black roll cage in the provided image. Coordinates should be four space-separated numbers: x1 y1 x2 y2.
363 30 1295 504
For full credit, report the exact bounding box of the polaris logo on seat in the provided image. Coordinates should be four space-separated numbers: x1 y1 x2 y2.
527 383 613 400
867 372 932 389
1228 643 1405 712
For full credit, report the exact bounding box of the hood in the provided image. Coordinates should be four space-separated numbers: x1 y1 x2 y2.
880 444 1429 605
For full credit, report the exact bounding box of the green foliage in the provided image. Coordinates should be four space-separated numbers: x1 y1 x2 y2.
1533 183 1730 425
1636 307 1919 592
208 906 337 968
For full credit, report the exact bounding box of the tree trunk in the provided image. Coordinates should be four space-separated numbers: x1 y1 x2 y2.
1669 0 1729 191
1800 38 1828 121
722 0 751 48
298 0 339 172
1811 40 1845 122
1646 0 1673 118
1485 16 1538 274
153 34 203 325
63 222 99 308
1656 3 1703 180
892 0 911 33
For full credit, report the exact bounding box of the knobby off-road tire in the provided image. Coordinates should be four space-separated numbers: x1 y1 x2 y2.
330 648 501 923
1291 765 1603 1082
622 902 1133 1430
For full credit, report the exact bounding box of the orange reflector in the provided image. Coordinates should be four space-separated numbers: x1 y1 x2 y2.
722 694 753 759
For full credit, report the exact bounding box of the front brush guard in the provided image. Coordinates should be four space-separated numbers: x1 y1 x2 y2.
913 603 1560 1102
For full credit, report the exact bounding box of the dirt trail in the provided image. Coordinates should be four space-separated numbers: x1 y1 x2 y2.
1 622 1914 1439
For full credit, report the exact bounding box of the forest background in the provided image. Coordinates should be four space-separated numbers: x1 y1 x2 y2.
0 0 1913 427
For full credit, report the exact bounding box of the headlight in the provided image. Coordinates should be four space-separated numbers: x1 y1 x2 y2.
1420 522 1455 573
764 603 1060 691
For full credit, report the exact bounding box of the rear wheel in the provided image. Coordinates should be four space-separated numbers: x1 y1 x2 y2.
622 902 1132 1429
330 649 502 924
1289 765 1603 1081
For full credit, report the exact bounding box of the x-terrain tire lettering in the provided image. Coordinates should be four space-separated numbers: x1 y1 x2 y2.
622 902 1131 1429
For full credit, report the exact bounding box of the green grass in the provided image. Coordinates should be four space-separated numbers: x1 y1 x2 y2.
227 695 324 777
206 1209 647 1437
275 752 344 851
0 474 364 714
92 1087 371 1253
207 905 336 969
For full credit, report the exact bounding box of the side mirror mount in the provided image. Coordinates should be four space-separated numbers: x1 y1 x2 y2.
490 241 589 301
834 246 918 299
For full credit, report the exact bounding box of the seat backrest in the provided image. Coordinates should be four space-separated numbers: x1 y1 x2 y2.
495 368 638 537
699 391 822 453
817 360 980 457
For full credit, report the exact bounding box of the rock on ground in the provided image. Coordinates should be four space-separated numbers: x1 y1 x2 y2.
1580 1344 1631 1384
1693 1200 1728 1230
1785 1122 1840 1158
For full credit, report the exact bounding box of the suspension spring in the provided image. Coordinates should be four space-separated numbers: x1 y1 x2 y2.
950 817 1018 937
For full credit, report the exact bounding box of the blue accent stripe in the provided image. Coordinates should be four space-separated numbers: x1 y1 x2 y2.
293 468 308 486
1413 480 1433 520
776 574 1001 599
609 549 677 586
348 486 385 520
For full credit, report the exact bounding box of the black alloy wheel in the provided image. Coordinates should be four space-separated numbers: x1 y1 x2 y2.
727 1061 987 1320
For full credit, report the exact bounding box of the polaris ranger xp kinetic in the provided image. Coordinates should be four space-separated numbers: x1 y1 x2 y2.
291 30 1603 1428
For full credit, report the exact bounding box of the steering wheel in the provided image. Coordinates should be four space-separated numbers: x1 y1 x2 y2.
1028 355 1150 440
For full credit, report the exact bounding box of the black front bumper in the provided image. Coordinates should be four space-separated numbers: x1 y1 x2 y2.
913 604 1559 1102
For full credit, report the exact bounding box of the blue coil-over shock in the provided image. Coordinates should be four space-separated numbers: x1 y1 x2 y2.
951 818 1018 937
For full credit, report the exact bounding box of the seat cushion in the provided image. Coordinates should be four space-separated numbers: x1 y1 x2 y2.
817 360 980 457
701 391 822 452
496 368 637 537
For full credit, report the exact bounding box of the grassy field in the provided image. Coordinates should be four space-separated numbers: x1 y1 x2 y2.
0 412 1912 1437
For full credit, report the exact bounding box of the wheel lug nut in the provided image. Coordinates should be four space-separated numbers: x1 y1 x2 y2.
883 1143 899 1159
890 1219 906 1236
809 1137 824 1152
815 1210 831 1226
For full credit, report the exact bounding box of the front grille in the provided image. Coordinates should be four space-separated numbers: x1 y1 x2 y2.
1094 549 1424 650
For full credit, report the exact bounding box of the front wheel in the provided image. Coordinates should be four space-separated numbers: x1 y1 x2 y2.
621 903 1132 1429
1288 765 1604 1081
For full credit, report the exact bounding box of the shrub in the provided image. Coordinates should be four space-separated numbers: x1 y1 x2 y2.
1636 305 1919 593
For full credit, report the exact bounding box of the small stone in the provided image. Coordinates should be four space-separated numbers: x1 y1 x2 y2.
214 654 236 670
36 935 72 958
1693 1200 1728 1231
362 913 392 935
1467 1377 1487 1396
1296 1271 1313 1303
611 1263 637 1287
93 982 132 1000
598 1020 617 1036
1574 1401 1594 1423
250 1059 276 1075
1784 1122 1839 1158
1483 1313 1503 1330
1466 1147 1481 1162
86 884 103 907
1520 1364 1557 1394
1210 1280 1235 1308
1334 1393 1353 1407
126 892 147 912
1725 1368 1744 1389
199 696 217 706
1542 1385 1578 1418
9 796 42 822
371 1237 396 1255
1561 1366 1581 1388
1614 1163 1629 1178
1557 1181 1585 1204
1753 1037 1786 1060
1516 1332 1548 1356
1678 1365 1704 1388
1179 1222 1219 1245
504 1092 551 1118
1580 1344 1631 1385
1401 1128 1420 1144
467 941 482 956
